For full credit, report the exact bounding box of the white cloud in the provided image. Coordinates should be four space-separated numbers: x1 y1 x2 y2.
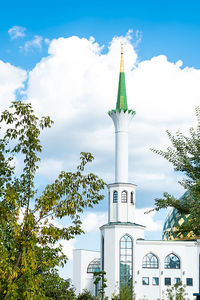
44 38 50 45
37 158 64 180
82 212 107 233
128 54 200 125
27 33 136 123
135 208 162 232
24 31 200 198
23 35 43 52
8 26 26 40
0 60 27 112
80 209 162 233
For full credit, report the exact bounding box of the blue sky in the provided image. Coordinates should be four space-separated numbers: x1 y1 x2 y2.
1 0 200 280
2 0 200 69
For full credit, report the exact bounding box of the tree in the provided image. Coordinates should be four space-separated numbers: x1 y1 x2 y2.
77 290 97 300
163 282 188 300
119 283 136 300
151 107 200 237
0 101 105 299
111 280 136 300
93 270 107 300
40 272 76 300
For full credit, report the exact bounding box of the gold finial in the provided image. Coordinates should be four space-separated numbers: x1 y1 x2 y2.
120 43 124 72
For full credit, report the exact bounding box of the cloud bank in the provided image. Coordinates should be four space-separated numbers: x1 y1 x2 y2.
22 32 199 196
2 30 200 196
2 30 200 206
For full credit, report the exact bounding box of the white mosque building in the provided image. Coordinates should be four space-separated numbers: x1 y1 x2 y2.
73 47 200 300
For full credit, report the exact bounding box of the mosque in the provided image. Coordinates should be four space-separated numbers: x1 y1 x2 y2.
73 46 200 300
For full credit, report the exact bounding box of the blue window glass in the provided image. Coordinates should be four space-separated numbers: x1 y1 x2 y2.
165 278 171 285
120 234 133 287
152 277 159 285
186 278 193 286
142 277 149 285
174 278 181 284
113 191 118 203
87 258 101 273
165 253 180 269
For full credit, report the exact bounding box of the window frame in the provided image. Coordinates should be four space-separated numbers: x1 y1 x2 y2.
152 277 159 285
113 190 118 203
164 253 180 269
165 277 171 286
186 278 193 286
142 253 159 269
142 277 149 285
119 234 133 287
130 191 134 204
174 278 181 284
121 190 128 203
87 258 101 273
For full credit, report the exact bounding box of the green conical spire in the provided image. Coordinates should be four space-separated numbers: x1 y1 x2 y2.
108 45 135 117
116 45 128 110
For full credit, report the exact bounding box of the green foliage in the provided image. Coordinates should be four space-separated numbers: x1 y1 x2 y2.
40 271 76 300
93 270 108 300
111 282 136 300
151 107 200 237
163 282 189 300
0 101 105 299
119 283 136 300
77 290 97 300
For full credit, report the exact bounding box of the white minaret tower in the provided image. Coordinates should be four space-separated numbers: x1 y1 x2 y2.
109 46 135 183
107 45 136 223
100 46 145 298
100 47 145 298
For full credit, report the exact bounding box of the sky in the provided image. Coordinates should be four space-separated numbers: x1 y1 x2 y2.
1 0 200 280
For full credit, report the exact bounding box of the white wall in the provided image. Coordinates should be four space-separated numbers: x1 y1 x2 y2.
73 235 200 300
73 249 100 295
108 183 137 223
100 223 145 298
134 240 199 300
109 110 135 183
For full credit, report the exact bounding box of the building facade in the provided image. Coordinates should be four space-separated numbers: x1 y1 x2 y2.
73 46 200 299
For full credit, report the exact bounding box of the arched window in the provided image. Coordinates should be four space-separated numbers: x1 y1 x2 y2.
130 191 134 204
121 191 127 203
113 191 118 203
87 258 101 273
142 253 159 269
120 234 133 287
165 253 180 269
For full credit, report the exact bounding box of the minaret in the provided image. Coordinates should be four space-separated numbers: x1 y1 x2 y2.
107 45 136 223
100 46 145 299
108 45 136 183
